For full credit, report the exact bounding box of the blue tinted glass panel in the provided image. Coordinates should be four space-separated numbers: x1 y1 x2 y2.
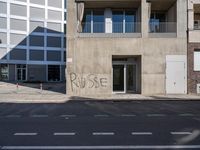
112 11 123 33
125 10 135 33
82 10 91 33
93 10 104 33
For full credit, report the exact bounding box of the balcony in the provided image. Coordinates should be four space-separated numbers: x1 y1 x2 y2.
82 22 141 33
149 22 177 33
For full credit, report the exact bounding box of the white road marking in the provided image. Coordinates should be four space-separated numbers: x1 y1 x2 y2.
60 115 76 118
5 115 21 118
179 113 194 117
14 133 37 136
120 114 136 117
147 114 166 117
2 145 200 149
92 132 115 136
171 132 192 135
131 132 152 135
31 115 48 118
54 132 76 136
94 115 109 117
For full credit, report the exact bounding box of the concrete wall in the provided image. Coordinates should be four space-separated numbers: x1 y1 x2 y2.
66 0 187 97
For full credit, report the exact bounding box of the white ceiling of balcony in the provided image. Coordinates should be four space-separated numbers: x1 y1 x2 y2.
83 0 141 9
150 0 176 11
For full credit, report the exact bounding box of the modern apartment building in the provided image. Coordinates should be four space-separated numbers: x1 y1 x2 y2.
67 0 187 97
188 0 200 94
0 0 66 82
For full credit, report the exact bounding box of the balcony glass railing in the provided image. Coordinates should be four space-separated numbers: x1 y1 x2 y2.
194 20 200 30
82 22 141 33
149 22 177 33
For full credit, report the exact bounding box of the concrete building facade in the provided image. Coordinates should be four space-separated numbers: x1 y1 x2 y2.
0 0 66 82
67 0 188 97
188 0 200 94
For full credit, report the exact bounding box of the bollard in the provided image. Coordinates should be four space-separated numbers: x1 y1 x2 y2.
40 83 43 93
16 83 19 92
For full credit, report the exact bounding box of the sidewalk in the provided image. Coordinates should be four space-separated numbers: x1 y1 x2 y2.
0 82 200 103
0 93 200 103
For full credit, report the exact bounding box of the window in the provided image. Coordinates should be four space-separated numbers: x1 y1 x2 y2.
82 10 92 33
112 10 123 33
194 50 200 71
16 64 26 81
194 13 200 30
112 10 136 33
0 64 8 81
82 10 105 33
93 10 105 33
48 65 60 82
149 12 166 32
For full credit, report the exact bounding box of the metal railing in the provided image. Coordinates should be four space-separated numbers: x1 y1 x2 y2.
82 22 141 33
149 22 177 33
194 20 200 30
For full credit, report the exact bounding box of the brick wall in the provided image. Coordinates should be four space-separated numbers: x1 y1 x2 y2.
188 43 200 94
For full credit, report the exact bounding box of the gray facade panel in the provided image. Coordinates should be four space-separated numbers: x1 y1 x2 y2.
47 36 61 47
0 17 7 29
30 7 45 19
0 47 7 60
9 64 16 81
47 22 62 33
48 10 62 20
10 48 26 60
10 19 27 31
10 34 27 45
48 0 62 8
0 2 6 14
61 65 66 81
30 21 44 33
13 0 27 2
30 0 45 5
10 4 27 17
30 50 44 61
47 51 61 61
0 32 7 44
28 65 46 82
30 35 44 46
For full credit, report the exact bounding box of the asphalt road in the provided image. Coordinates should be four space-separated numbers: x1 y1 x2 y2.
0 100 200 149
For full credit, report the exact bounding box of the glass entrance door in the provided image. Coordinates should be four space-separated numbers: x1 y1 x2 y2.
113 64 137 93
126 65 137 93
16 65 26 81
113 65 124 92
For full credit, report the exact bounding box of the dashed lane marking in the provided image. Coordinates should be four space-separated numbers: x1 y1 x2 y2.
92 132 115 136
170 132 192 135
14 133 38 136
131 132 153 135
94 115 109 117
147 114 166 117
54 132 76 136
60 115 76 118
31 115 48 118
178 113 195 117
120 114 136 117
5 115 21 118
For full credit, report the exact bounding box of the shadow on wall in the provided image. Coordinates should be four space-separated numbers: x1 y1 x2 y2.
0 26 66 94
